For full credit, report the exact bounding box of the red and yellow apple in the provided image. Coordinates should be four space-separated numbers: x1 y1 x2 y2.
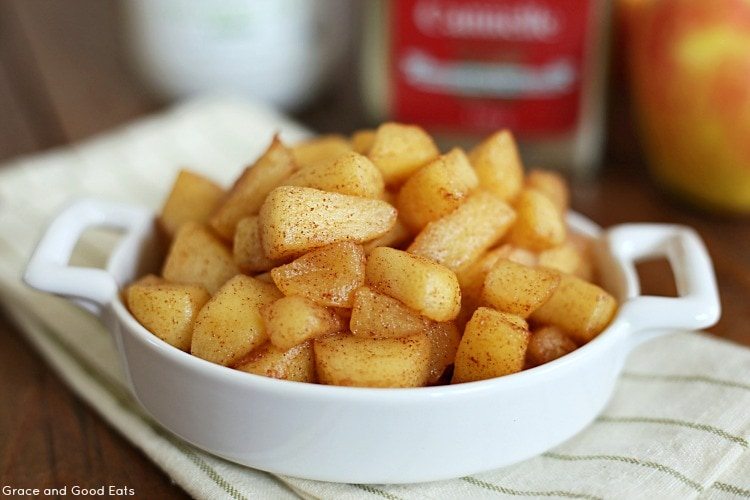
621 0 750 213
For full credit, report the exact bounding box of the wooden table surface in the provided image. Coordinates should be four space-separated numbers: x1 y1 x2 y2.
1 1 748 498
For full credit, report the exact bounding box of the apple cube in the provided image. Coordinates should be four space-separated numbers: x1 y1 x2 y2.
366 247 461 322
191 275 282 366
271 241 366 307
162 222 238 294
159 170 225 238
127 282 210 351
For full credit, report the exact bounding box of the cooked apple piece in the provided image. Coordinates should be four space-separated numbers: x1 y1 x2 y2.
263 296 344 350
233 216 281 273
162 222 238 294
567 232 596 281
397 148 479 232
259 186 396 259
525 169 569 214
332 306 353 322
159 170 225 238
129 273 166 287
127 282 210 351
234 341 315 382
407 190 516 272
367 122 440 185
530 274 617 344
362 218 411 254
284 151 385 198
350 287 428 338
454 295 482 333
351 129 376 154
292 134 352 168
271 241 365 307
506 189 566 251
482 259 561 318
314 332 431 388
455 247 531 329
456 244 537 292
191 275 282 366
491 310 529 330
254 272 274 284
210 136 297 240
452 307 530 383
538 242 583 275
469 130 524 202
526 326 578 367
425 321 461 385
366 247 461 322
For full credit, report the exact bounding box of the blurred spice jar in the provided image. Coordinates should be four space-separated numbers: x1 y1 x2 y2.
362 0 612 177
621 0 750 214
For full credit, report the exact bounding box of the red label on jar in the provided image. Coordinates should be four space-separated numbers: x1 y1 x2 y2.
389 0 591 136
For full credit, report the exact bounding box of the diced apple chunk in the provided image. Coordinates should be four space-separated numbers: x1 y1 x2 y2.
292 135 352 168
469 129 524 202
367 123 440 185
350 287 428 338
362 218 412 254
259 186 396 260
525 169 569 214
159 170 225 238
233 216 281 273
526 326 578 367
127 282 210 351
366 247 461 322
314 332 431 388
271 242 366 307
397 148 479 232
530 274 617 344
408 190 516 272
425 321 461 385
482 259 561 318
162 222 238 294
235 341 316 382
263 295 344 350
210 136 297 240
506 189 566 251
284 151 385 199
351 129 376 154
191 275 282 366
452 307 530 383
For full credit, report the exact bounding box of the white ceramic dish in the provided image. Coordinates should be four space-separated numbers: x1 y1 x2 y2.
24 199 720 484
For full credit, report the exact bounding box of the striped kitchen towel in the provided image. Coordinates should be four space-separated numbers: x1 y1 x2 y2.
0 97 749 500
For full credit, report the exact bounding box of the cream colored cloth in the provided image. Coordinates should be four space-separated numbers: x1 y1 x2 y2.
0 97 749 500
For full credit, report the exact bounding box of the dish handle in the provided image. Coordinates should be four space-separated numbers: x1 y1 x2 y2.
602 223 721 346
24 198 153 317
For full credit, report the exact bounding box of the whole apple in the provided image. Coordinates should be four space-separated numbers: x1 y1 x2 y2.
621 0 750 213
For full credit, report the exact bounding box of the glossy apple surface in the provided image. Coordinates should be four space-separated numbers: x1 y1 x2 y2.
622 0 750 213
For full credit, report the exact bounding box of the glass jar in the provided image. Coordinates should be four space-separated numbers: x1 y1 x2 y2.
361 0 612 177
125 0 350 111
